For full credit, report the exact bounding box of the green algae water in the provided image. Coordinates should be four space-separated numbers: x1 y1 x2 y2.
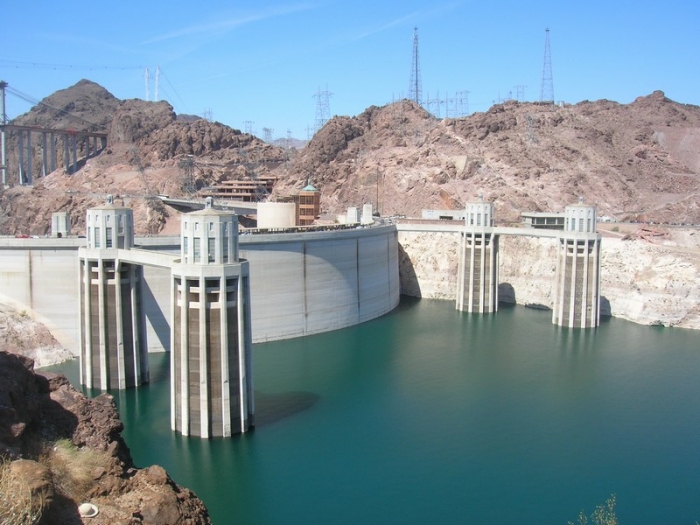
52 298 700 524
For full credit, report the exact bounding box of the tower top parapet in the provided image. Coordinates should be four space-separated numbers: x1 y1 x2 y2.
465 199 494 229
181 204 239 265
85 197 133 250
564 201 597 233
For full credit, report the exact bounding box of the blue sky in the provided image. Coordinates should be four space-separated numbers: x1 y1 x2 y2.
2 0 698 141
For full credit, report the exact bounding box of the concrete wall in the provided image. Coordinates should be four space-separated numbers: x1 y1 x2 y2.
240 225 400 342
0 224 400 352
0 241 81 350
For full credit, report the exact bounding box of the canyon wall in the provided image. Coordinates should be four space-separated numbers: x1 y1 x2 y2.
398 229 700 330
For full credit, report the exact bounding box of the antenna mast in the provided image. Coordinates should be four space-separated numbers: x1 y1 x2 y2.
540 28 554 103
408 27 422 106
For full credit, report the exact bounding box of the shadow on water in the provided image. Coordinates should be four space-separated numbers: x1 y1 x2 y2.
395 294 422 313
253 390 320 427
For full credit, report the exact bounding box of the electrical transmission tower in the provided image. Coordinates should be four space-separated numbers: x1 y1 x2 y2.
238 147 268 202
540 28 554 103
155 66 160 102
456 90 470 117
515 85 525 102
144 68 150 101
408 27 422 106
313 85 332 133
243 120 254 135
262 127 274 143
178 155 196 195
1 80 7 185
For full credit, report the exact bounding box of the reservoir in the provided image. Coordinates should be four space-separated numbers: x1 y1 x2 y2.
53 298 700 524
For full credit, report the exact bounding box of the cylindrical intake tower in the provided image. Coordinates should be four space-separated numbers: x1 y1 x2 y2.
78 195 148 389
171 198 254 438
456 199 499 313
552 202 601 328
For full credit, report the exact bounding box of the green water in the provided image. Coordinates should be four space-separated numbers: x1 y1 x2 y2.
53 298 700 524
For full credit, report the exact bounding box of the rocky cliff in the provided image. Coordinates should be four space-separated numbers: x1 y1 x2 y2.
0 351 211 524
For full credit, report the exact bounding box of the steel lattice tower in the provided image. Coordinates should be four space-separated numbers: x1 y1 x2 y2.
540 28 554 103
408 27 422 106
313 85 332 133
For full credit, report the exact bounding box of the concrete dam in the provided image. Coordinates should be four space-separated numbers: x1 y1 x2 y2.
0 198 603 437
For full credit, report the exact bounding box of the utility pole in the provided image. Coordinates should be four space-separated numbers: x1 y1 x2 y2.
408 27 422 106
540 28 554 103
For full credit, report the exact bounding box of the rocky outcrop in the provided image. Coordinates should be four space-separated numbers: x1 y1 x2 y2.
398 231 460 299
0 304 74 368
0 351 211 524
599 235 700 327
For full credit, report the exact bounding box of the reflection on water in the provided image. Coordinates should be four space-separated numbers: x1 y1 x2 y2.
46 298 700 525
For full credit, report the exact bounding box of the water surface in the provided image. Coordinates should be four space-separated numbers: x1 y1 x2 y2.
53 298 700 524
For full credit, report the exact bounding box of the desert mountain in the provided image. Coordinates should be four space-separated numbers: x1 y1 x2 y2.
0 80 287 235
273 94 700 224
1 80 699 235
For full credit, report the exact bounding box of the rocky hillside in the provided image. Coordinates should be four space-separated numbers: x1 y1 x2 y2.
0 80 287 236
0 350 211 524
273 93 700 224
2 81 699 234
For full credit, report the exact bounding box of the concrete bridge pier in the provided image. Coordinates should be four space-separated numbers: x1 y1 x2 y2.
71 134 78 174
552 203 601 328
456 200 499 313
78 196 148 389
50 132 56 173
171 198 254 438
18 130 34 184
64 138 70 173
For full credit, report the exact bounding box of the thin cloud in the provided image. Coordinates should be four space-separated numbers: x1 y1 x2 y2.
141 3 319 45
335 1 463 45
347 12 419 43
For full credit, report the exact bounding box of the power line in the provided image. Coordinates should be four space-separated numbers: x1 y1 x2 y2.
159 69 190 114
0 59 144 70
5 84 101 128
